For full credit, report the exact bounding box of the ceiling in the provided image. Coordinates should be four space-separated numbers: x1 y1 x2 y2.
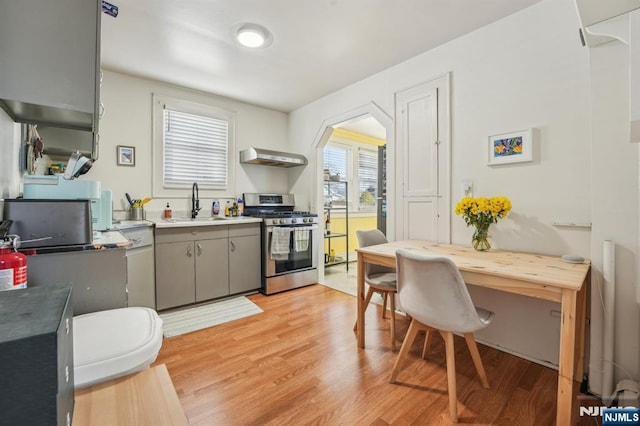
101 0 544 113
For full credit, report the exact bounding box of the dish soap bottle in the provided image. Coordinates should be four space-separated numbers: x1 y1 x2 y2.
237 197 244 216
163 203 172 219
212 201 220 217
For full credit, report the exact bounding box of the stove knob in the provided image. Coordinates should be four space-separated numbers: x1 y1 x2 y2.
291 218 297 224
279 219 285 225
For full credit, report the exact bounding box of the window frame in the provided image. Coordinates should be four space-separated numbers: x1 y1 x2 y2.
152 94 236 198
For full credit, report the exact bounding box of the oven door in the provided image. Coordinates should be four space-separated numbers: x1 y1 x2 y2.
264 224 318 277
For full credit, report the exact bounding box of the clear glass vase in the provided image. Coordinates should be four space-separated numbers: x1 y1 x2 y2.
472 224 491 251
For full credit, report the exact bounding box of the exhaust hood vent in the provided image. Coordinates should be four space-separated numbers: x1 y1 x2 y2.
240 148 307 168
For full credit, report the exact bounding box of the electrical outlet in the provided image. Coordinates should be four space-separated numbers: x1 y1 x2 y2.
461 180 473 197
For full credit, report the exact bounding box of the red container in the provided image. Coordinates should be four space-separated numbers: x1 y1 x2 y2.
0 247 27 290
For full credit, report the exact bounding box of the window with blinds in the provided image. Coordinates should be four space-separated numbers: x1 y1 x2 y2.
358 150 378 210
323 142 378 211
152 94 235 198
163 108 229 189
323 145 349 179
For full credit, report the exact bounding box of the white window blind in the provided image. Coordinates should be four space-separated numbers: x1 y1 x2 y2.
358 149 378 210
163 108 228 189
323 145 349 179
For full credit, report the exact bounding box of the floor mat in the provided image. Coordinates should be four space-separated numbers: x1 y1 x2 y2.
159 296 263 337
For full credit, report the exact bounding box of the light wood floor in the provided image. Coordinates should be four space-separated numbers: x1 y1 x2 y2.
154 284 600 425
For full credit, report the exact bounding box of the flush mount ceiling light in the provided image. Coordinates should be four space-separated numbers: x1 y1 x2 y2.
234 23 272 48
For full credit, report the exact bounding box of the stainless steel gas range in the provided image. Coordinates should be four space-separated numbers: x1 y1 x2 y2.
243 193 318 295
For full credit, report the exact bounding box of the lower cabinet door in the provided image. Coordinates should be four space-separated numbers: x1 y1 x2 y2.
229 234 261 294
195 238 229 302
155 241 196 310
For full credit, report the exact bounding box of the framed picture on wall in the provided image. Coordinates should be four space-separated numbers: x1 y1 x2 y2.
487 129 533 165
117 145 135 166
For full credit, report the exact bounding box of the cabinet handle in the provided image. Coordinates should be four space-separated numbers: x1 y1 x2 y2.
186 245 192 257
230 240 236 252
65 318 69 335
65 365 69 383
197 243 202 256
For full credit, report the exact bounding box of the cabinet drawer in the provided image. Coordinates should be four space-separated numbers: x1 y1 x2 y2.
155 226 228 244
229 223 260 237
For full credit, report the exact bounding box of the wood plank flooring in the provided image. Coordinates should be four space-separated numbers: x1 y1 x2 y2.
154 284 600 425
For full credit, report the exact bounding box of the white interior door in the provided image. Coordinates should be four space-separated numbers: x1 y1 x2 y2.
401 88 438 198
395 75 450 242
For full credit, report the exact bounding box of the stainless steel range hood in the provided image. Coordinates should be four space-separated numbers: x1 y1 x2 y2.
240 148 307 168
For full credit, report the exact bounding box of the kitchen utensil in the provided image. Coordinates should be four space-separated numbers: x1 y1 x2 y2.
125 193 134 206
140 197 152 206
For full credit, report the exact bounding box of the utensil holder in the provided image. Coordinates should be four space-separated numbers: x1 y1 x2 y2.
130 207 144 220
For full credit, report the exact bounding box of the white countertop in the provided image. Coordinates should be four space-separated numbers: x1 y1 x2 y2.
154 216 262 229
92 230 131 246
112 220 155 230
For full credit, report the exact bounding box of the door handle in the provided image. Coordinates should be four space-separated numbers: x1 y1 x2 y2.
230 240 236 252
186 245 192 257
197 243 202 256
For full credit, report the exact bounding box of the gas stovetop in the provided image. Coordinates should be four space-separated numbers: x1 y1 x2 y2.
243 193 318 225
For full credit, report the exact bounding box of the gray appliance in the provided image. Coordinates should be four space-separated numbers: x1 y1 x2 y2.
377 144 387 235
243 193 318 295
119 224 156 309
2 199 93 248
240 148 307 167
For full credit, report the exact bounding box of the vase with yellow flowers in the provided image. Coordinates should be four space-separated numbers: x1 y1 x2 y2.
455 196 512 251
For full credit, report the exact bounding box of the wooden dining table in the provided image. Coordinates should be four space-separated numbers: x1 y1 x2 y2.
355 240 590 425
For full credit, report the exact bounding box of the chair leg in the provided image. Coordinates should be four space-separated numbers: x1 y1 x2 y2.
353 287 375 332
382 292 388 319
390 319 421 383
464 333 490 388
441 331 458 423
422 330 433 359
389 292 396 351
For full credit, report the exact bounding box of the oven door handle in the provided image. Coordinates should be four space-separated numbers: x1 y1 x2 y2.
266 224 318 233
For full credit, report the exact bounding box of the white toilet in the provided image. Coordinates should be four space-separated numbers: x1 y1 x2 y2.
73 307 164 389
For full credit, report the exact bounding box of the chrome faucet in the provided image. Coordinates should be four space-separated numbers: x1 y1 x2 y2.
191 182 201 218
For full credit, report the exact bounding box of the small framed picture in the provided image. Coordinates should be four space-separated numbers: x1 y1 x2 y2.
488 129 533 165
117 145 135 166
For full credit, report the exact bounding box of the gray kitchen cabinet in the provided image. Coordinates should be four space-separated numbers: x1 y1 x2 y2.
229 229 261 294
0 0 101 140
154 223 260 310
155 241 196 310
120 225 156 309
195 238 229 302
27 248 127 315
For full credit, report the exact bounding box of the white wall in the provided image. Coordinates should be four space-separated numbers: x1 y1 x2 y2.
90 70 291 219
588 35 640 393
0 108 21 200
289 0 640 381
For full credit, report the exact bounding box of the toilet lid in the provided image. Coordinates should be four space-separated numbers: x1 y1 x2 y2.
74 307 163 388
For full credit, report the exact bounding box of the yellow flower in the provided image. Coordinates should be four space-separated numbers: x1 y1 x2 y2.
455 195 512 227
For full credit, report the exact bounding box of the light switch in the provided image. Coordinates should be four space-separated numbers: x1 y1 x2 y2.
461 180 473 197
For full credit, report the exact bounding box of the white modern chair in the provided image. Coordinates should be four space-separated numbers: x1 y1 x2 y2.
354 229 398 350
389 248 494 422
